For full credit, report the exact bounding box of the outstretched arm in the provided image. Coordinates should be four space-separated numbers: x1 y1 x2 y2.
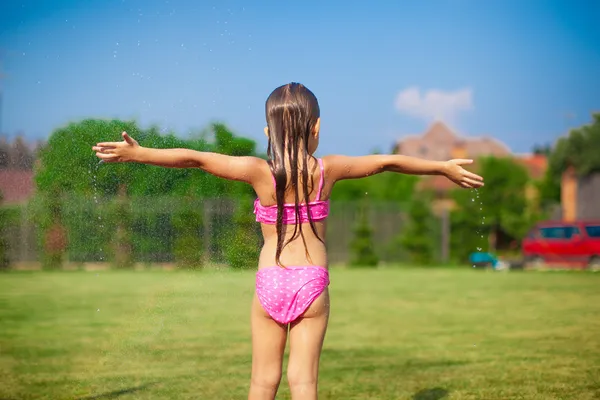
324 154 484 189
93 132 266 184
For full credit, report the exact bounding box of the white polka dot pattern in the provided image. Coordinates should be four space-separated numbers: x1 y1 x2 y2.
256 266 330 324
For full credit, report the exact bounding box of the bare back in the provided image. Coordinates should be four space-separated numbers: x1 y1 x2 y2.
252 157 330 269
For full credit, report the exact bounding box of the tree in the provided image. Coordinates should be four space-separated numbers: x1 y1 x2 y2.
34 120 143 269
35 119 144 196
349 204 379 267
0 136 9 169
532 143 551 156
538 113 600 207
10 135 34 170
33 119 261 268
450 156 532 262
399 193 436 265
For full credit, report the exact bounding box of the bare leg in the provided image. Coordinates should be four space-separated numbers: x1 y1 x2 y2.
287 288 330 400
248 293 288 400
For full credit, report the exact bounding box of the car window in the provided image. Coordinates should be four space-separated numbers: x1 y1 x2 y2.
585 225 600 238
539 226 580 239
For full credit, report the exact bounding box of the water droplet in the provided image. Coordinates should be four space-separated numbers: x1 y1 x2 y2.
97 309 100 312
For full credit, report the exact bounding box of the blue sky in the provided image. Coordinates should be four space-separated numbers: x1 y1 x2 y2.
0 0 598 156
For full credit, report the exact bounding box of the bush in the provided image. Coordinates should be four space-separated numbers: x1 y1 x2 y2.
349 206 379 267
108 190 134 269
399 195 436 265
225 199 261 269
172 199 204 269
40 194 68 270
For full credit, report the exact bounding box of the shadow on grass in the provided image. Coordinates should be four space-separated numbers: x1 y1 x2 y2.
76 383 157 400
323 347 470 373
412 387 449 400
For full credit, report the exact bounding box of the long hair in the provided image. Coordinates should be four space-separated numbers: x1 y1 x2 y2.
265 82 324 267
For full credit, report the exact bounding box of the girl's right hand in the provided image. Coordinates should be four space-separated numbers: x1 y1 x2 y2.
442 159 484 189
92 131 140 163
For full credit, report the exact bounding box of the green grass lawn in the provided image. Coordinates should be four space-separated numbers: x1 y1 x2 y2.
0 268 599 400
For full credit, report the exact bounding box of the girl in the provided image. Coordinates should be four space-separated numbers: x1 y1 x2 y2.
93 82 484 400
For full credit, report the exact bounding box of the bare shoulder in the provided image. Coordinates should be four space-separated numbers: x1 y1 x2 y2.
245 156 272 188
245 156 271 178
244 156 270 170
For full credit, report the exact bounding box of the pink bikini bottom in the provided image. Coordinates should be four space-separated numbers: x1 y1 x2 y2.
255 265 330 324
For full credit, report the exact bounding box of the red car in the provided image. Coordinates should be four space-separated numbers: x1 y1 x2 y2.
522 220 600 269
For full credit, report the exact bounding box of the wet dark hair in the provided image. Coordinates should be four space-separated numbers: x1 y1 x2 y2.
265 82 324 267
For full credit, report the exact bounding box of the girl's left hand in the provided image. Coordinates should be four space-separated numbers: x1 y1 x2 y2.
92 131 140 163
442 159 484 189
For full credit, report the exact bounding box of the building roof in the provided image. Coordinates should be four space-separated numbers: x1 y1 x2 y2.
394 121 512 161
517 153 548 180
0 170 35 205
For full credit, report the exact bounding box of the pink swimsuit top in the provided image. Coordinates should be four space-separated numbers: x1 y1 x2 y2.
254 158 330 225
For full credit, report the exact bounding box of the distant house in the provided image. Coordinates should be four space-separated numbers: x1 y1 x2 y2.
393 121 548 213
0 135 41 206
393 121 512 162
0 170 35 206
561 167 600 221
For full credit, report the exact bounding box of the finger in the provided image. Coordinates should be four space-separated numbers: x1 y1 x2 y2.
460 181 473 189
96 142 120 148
122 131 135 145
96 152 120 160
464 171 484 181
92 146 116 153
464 177 484 187
453 159 474 165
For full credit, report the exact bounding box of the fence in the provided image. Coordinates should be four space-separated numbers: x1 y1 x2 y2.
2 196 448 268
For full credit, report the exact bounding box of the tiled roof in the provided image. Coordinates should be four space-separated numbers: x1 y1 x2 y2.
517 154 548 180
394 121 512 161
